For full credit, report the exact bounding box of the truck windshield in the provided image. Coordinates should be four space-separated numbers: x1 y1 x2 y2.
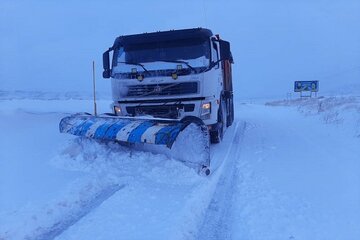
112 38 210 77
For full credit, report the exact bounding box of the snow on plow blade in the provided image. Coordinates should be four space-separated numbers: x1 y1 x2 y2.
59 114 211 174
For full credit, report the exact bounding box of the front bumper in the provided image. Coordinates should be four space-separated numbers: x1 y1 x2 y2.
112 97 218 126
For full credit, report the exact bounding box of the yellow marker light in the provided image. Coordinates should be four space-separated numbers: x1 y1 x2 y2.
131 68 137 73
137 75 144 81
201 102 211 119
202 102 211 109
171 73 178 80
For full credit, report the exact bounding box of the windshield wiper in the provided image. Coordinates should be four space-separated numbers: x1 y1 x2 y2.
117 61 150 74
157 60 196 72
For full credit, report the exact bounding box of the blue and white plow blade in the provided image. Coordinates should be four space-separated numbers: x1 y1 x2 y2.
59 113 211 175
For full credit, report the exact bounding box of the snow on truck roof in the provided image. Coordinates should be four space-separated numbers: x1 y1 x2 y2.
112 28 213 48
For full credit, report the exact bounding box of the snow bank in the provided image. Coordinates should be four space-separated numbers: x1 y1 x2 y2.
0 99 112 116
0 90 111 101
267 96 360 137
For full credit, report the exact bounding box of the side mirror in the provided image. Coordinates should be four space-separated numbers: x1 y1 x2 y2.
103 50 111 78
219 40 234 63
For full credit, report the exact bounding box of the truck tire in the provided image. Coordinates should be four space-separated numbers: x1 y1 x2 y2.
210 100 226 144
221 100 227 140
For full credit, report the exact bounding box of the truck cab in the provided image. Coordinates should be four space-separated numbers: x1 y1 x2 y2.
102 28 234 143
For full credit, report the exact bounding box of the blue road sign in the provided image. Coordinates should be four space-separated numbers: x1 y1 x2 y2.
294 81 319 92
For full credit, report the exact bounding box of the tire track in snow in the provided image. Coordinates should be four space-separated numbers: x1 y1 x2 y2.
31 184 126 240
197 121 246 240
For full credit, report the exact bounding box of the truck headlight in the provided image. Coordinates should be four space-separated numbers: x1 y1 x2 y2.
201 102 211 117
114 106 122 115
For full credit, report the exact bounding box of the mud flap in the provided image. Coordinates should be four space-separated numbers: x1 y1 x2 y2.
59 113 211 174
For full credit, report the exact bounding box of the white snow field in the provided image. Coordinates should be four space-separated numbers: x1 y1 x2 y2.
0 96 359 240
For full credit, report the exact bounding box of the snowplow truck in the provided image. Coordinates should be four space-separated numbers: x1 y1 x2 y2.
59 28 234 175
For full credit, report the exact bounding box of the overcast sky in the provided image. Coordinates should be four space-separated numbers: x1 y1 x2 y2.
1 0 359 99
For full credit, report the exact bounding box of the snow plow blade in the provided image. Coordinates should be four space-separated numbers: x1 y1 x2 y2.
59 113 211 174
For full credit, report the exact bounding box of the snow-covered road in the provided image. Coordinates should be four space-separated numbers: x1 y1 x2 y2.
1 97 359 240
201 102 360 240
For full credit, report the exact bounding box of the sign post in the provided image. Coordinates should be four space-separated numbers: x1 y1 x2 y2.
294 80 319 98
92 61 97 116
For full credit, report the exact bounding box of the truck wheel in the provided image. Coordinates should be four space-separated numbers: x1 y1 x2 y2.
222 101 227 136
210 101 226 144
210 126 222 144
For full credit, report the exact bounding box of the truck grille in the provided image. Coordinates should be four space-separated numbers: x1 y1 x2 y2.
126 82 198 97
126 104 195 119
